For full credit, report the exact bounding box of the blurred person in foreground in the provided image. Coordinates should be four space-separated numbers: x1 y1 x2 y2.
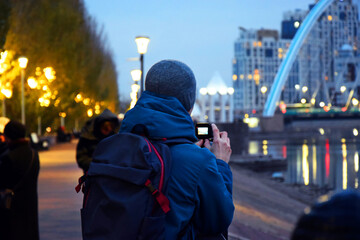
120 60 234 239
0 120 40 240
291 189 360 240
76 109 120 173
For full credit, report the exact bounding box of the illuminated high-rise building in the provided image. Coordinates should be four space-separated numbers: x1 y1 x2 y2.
233 28 299 117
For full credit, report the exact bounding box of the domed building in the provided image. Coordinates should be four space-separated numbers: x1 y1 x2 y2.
196 72 234 123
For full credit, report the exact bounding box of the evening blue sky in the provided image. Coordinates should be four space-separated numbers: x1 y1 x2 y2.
85 0 320 101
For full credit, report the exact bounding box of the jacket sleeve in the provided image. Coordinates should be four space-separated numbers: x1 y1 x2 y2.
76 138 93 172
193 156 235 235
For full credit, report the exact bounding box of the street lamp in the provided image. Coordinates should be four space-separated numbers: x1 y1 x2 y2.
130 69 141 109
135 36 150 95
130 69 141 82
18 56 28 124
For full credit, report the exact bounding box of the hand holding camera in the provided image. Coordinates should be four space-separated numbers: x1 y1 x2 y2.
195 123 232 163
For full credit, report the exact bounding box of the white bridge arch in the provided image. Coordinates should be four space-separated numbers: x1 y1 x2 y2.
263 0 334 117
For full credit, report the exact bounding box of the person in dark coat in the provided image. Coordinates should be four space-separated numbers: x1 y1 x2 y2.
291 190 360 240
0 120 40 240
76 109 120 173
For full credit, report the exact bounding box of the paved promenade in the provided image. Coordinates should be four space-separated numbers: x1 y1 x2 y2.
38 140 83 240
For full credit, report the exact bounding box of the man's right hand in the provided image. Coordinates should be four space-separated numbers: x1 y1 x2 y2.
203 124 232 163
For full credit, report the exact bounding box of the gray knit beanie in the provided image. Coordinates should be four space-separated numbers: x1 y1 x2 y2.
145 60 196 111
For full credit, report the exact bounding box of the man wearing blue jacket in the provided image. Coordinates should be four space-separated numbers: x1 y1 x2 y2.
120 60 234 239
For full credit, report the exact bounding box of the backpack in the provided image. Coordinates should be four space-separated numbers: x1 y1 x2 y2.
76 126 192 240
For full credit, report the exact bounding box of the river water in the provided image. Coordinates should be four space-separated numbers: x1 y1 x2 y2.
249 137 360 191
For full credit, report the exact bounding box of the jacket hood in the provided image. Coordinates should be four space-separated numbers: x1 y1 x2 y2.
120 91 197 142
80 109 120 140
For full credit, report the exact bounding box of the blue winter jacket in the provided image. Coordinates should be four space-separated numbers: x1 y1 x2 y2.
120 91 234 239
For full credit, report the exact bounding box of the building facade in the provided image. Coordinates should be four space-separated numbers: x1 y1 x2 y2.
232 28 298 117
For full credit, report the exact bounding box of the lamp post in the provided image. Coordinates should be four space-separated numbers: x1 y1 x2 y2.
18 56 28 124
135 36 150 96
130 69 141 109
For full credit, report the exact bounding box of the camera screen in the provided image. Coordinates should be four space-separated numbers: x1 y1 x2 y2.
197 127 209 135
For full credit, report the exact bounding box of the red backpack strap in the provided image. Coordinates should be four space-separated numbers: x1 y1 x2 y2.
75 173 87 193
145 179 170 213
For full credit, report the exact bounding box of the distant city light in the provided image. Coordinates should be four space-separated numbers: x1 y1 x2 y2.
340 86 346 93
44 67 56 81
295 84 300 90
310 98 316 105
87 109 93 117
199 88 207 95
59 112 66 118
27 77 38 89
319 128 325 135
353 128 359 137
75 93 83 103
260 86 268 94
301 98 306 104
279 102 286 114
319 102 325 107
240 74 244 79
118 113 125 120
232 74 238 81
219 87 228 95
207 87 217 95
327 15 333 21
302 86 308 93
46 127 51 133
227 87 235 95
294 21 300 28
1 88 12 98
83 98 90 106
352 98 359 106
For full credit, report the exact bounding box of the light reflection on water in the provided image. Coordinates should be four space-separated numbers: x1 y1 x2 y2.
248 138 360 190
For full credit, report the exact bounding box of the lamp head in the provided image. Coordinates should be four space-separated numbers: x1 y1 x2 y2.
18 57 28 69
131 69 142 81
135 36 150 54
